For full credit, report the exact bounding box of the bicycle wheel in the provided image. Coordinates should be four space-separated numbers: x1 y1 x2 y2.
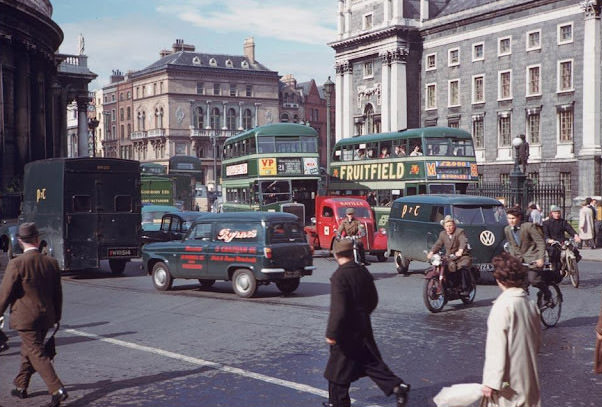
567 257 579 288
538 284 562 328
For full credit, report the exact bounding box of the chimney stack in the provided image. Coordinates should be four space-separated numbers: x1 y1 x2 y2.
171 39 195 53
110 69 124 83
244 37 255 64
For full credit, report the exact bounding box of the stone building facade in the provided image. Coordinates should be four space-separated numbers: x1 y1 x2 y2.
330 0 602 206
104 38 280 187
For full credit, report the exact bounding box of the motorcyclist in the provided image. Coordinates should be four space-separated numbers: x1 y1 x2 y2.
337 207 370 265
542 205 581 275
426 215 472 294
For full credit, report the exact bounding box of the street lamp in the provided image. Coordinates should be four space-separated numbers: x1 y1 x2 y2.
88 117 100 157
323 76 335 191
211 131 218 192
510 135 527 209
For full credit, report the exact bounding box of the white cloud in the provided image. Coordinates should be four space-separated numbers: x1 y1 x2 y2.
157 0 337 45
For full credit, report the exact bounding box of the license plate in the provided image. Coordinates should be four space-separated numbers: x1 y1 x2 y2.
478 263 494 272
108 248 137 257
284 270 301 278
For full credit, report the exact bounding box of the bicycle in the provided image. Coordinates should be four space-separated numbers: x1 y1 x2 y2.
523 262 563 328
549 239 580 288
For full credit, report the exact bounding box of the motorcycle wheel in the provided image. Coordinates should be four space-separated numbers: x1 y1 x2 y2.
423 276 446 313
567 257 579 288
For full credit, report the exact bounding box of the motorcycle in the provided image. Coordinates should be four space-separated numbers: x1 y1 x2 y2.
423 252 476 313
336 234 363 265
549 239 580 288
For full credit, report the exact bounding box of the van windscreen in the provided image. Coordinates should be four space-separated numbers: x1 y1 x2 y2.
452 205 507 225
336 207 371 218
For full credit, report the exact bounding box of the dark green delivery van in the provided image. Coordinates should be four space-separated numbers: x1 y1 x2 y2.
387 195 507 280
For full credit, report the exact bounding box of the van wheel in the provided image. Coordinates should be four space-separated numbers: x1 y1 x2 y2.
395 251 410 275
198 279 215 288
109 259 127 275
276 278 300 294
232 269 257 298
376 253 387 262
152 262 173 291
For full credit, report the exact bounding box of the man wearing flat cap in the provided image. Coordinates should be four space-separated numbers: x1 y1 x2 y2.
426 215 472 294
0 222 69 406
323 239 410 407
543 205 581 275
336 207 370 265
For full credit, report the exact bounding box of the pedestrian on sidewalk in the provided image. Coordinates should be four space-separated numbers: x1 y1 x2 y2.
323 239 410 407
579 199 596 249
482 252 542 407
0 223 69 407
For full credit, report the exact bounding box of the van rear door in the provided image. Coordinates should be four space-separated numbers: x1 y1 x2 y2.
65 178 99 270
267 221 311 272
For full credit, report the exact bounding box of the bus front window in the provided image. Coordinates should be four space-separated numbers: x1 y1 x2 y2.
300 136 317 153
260 180 291 204
449 139 475 157
257 136 275 153
425 138 450 156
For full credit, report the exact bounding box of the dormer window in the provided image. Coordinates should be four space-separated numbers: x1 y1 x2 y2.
192 56 201 65
225 59 233 68
241 60 249 69
209 58 217 66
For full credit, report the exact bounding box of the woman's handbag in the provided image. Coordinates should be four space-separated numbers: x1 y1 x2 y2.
44 323 60 360
433 383 482 407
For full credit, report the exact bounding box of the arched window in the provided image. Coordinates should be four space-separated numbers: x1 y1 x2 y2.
243 109 253 129
293 114 299 123
158 108 164 128
226 108 236 130
284 94 289 104
196 106 204 129
281 113 289 123
142 111 146 130
155 108 160 128
210 107 221 129
364 104 374 134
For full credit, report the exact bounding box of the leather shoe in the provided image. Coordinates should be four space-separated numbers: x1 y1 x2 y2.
11 387 28 399
322 403 334 407
0 342 8 353
46 387 68 407
393 383 410 407
363 260 371 266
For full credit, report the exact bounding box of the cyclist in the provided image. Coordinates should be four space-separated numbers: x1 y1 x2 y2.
426 215 472 294
504 207 551 304
542 205 581 276
337 207 370 265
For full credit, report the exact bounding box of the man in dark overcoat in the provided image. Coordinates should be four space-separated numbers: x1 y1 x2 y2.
0 223 69 407
542 205 581 273
323 239 410 407
426 215 472 293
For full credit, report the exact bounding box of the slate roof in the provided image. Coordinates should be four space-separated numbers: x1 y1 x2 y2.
436 0 501 18
134 51 274 77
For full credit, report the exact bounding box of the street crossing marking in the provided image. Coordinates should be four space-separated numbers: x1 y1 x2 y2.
65 329 382 406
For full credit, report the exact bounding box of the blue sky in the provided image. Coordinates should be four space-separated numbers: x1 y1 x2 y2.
52 0 337 90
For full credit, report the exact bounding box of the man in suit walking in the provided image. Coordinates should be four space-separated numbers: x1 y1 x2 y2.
503 207 551 303
323 239 410 407
0 223 68 407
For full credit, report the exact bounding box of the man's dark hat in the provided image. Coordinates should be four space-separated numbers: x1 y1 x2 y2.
17 222 39 240
333 239 354 255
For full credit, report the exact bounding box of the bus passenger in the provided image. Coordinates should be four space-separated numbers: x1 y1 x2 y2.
380 147 390 158
394 145 406 157
367 149 376 159
355 149 366 160
410 145 423 156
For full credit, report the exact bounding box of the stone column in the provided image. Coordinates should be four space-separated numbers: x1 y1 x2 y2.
338 0 345 39
380 52 391 132
342 61 353 139
205 100 211 129
392 0 402 23
344 2 351 37
238 102 244 130
254 103 261 127
77 96 89 157
335 64 344 141
222 102 228 130
390 48 408 132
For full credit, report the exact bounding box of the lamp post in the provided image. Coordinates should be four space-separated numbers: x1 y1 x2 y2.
323 76 335 191
510 135 527 209
88 117 100 157
211 131 218 192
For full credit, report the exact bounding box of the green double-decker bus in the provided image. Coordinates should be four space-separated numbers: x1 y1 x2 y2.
328 127 479 227
221 123 320 224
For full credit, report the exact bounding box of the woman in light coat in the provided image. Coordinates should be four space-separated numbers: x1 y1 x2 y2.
579 200 595 248
482 252 542 407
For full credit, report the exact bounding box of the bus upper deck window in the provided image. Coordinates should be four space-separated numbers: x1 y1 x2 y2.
73 195 91 212
115 195 132 212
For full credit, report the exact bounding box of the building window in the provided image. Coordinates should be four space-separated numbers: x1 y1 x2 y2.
363 13 373 30
197 82 204 95
153 83 157 95
472 116 484 148
526 65 541 96
159 83 163 94
213 83 220 96
448 48 460 66
127 124 131 138
281 113 289 122
498 70 512 100
142 85 146 97
527 113 540 144
119 93 124 101
558 60 573 92
363 61 373 78
448 79 460 107
127 107 131 120
230 84 237 97
558 22 573 44
210 107 221 129
364 104 375 134
448 119 460 128
196 107 204 129
426 53 436 70
226 108 236 130
472 75 484 104
111 109 116 121
500 173 510 185
558 108 573 142
472 42 484 61
120 125 124 140
120 108 124 121
243 109 252 129
246 85 252 97
426 83 437 110
498 36 512 56
526 30 541 51
498 114 511 146
155 108 164 128
225 59 233 68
